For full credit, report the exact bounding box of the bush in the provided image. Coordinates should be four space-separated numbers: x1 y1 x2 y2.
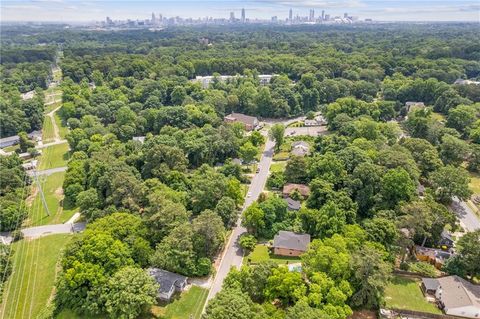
408 262 437 277
239 234 257 252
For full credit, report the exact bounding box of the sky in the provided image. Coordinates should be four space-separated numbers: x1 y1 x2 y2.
1 0 480 22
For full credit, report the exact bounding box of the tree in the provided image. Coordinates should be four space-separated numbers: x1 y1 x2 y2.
429 165 472 203
192 210 225 258
239 141 258 164
444 230 480 278
446 104 477 135
265 267 307 306
104 267 158 319
170 85 187 105
241 203 265 237
215 196 238 228
439 134 470 165
239 234 257 252
350 245 392 308
285 156 308 183
203 288 264 319
18 131 34 152
151 223 197 276
380 168 415 208
269 124 285 151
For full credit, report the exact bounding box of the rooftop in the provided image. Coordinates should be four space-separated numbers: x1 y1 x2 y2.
282 183 310 197
284 197 301 210
437 275 480 309
224 113 258 126
148 268 188 295
273 231 310 251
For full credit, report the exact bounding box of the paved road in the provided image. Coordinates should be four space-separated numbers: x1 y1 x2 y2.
26 166 67 177
451 197 480 232
205 138 276 305
21 222 86 238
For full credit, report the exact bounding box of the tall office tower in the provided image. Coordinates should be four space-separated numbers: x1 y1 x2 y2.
289 8 293 21
230 11 235 22
321 10 325 21
325 14 330 21
241 8 245 23
159 14 163 23
151 12 156 24
310 9 315 21
344 12 348 18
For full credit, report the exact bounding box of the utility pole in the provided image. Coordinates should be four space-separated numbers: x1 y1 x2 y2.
33 170 50 216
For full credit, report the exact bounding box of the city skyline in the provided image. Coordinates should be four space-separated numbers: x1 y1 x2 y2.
2 0 480 22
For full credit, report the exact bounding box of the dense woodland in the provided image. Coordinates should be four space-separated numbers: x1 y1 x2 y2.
1 23 480 318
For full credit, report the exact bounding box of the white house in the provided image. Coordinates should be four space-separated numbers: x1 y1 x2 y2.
148 268 188 301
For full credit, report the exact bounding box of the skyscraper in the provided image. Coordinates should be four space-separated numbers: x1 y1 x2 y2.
321 10 325 21
289 8 293 22
241 8 245 23
230 11 235 22
309 9 315 21
151 12 156 24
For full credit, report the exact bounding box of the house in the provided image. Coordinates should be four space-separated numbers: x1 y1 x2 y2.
304 119 319 126
415 245 453 269
282 183 310 198
272 231 310 257
291 141 310 157
224 113 259 131
405 101 425 113
284 197 301 211
417 184 426 197
421 276 480 318
22 160 38 171
439 230 455 249
192 74 275 89
148 268 188 301
315 115 327 125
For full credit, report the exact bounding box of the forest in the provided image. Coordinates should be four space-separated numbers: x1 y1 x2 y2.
1 22 480 319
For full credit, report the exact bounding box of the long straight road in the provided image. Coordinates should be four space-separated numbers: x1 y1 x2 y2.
205 138 276 304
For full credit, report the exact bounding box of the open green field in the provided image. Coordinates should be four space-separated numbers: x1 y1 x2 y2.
26 172 77 226
38 143 70 170
155 286 208 319
2 144 19 153
243 244 301 265
0 234 73 319
42 116 55 143
384 276 442 314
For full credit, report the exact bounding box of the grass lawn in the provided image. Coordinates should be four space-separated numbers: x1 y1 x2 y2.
243 244 301 265
270 161 287 173
42 116 55 143
55 112 69 139
273 151 290 161
0 234 73 319
154 286 208 319
25 171 78 226
3 144 19 152
469 171 480 195
56 309 105 319
384 276 442 314
38 143 70 170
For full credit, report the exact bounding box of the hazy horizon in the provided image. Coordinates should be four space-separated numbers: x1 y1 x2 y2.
2 0 480 23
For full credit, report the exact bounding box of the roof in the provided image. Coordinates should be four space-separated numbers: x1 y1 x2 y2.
422 278 440 291
284 197 301 210
132 136 146 143
437 275 480 309
415 245 453 263
405 101 425 107
273 231 310 251
0 135 20 145
291 148 308 157
148 268 188 295
292 141 309 149
224 113 258 126
282 183 310 197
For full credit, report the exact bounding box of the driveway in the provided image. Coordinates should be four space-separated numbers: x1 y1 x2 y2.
26 166 67 177
205 138 275 305
451 197 480 232
21 222 86 239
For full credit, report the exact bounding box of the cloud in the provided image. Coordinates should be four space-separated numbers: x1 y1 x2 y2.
250 0 365 9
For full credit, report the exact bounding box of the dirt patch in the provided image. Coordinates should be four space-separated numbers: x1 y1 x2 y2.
54 187 64 200
25 186 39 207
